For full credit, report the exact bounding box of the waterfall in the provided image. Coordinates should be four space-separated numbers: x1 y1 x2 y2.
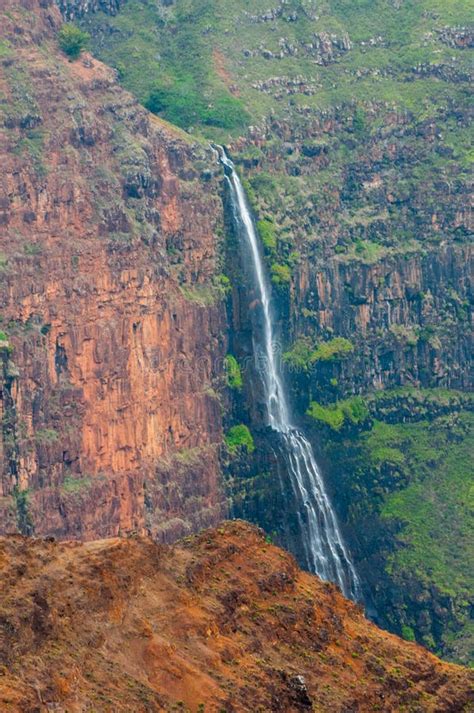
220 148 362 602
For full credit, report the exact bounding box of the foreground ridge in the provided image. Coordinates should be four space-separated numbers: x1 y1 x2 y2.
0 521 472 712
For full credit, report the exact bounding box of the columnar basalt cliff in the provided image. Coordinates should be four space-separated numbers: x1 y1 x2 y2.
291 246 472 394
0 0 227 541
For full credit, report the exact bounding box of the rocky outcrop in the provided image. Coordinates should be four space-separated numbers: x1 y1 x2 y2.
437 26 474 49
243 32 352 64
0 0 227 540
1 522 472 712
55 0 126 20
291 245 472 396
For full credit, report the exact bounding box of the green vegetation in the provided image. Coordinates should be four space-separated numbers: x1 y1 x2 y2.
61 475 92 495
282 338 314 372
283 336 354 371
81 0 472 270
225 424 255 455
180 284 218 306
82 0 472 137
225 355 243 390
401 625 416 643
12 130 47 177
145 85 247 131
270 263 291 286
0 40 12 59
58 24 89 59
13 486 34 536
311 337 354 363
0 60 40 129
257 219 277 252
380 415 473 600
307 396 369 431
318 388 474 663
34 428 60 446
80 0 247 136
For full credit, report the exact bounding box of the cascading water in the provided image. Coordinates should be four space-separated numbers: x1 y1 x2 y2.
220 147 362 602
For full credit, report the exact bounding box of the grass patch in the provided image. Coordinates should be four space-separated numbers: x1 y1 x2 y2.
307 396 369 431
34 428 60 446
61 475 92 495
180 284 218 306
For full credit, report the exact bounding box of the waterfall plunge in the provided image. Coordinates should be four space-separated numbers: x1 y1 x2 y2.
220 148 362 601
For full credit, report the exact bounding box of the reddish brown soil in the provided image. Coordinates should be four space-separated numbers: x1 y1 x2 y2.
0 521 472 712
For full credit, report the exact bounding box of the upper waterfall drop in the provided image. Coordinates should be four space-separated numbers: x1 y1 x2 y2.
219 147 362 602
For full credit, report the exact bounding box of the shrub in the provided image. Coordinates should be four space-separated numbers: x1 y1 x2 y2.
401 625 416 642
225 355 243 390
271 263 291 285
311 337 354 363
283 338 314 372
225 424 255 455
307 401 345 431
307 397 369 431
257 219 277 252
58 24 89 59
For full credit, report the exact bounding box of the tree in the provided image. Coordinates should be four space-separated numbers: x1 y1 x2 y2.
58 24 89 60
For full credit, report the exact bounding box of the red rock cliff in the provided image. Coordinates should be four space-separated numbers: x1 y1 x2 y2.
0 0 227 540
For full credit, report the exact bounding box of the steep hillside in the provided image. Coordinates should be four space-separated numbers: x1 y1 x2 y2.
1 521 473 712
0 0 227 541
79 0 473 663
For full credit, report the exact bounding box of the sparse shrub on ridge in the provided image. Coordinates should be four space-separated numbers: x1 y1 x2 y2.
58 24 89 60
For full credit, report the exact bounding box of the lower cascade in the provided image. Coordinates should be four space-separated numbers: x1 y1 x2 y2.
220 148 362 602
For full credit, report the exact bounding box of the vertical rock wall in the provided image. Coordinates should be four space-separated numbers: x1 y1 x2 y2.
0 0 227 539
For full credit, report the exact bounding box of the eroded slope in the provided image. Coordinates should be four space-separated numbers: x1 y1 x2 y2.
0 521 473 712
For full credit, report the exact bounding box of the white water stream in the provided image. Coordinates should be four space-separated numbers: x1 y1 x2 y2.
220 148 362 601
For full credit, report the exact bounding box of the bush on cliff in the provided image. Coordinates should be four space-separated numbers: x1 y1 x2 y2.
225 355 243 390
283 336 355 372
311 337 354 363
225 424 255 455
257 219 277 253
58 24 89 60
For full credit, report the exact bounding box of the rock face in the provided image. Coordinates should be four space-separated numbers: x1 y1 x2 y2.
0 0 227 540
1 521 473 712
55 0 126 21
291 245 472 393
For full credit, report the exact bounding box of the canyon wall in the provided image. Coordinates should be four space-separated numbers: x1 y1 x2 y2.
0 0 227 540
224 91 472 662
